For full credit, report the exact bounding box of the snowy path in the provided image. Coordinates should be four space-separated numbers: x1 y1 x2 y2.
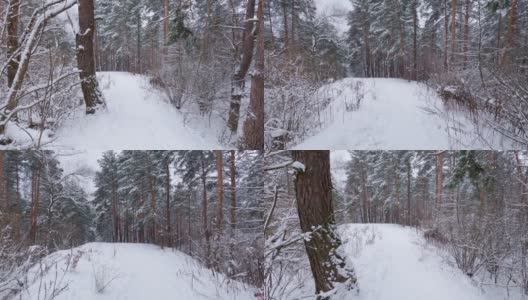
296 78 510 150
53 72 221 150
339 224 522 300
25 243 255 300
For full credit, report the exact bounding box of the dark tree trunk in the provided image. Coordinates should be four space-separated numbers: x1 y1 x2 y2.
292 151 357 299
228 0 256 134
165 158 172 247
6 0 20 89
242 0 265 150
77 0 105 114
230 150 237 235
216 151 224 232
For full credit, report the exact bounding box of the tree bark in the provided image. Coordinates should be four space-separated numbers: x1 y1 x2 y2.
77 0 105 114
228 0 256 134
436 151 445 206
502 0 517 66
412 0 418 80
164 0 170 46
463 0 471 68
6 0 20 89
29 165 41 244
201 154 211 267
450 0 457 66
165 157 172 247
229 151 236 235
292 151 356 299
216 151 224 232
0 152 4 212
242 0 265 150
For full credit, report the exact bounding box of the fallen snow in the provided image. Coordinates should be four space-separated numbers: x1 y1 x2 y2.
24 243 256 300
51 72 222 150
277 224 525 300
338 224 525 300
295 78 519 150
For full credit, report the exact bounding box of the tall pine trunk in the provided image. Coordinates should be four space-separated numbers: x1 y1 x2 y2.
242 0 265 150
229 151 237 236
292 151 356 299
450 0 457 66
77 0 105 114
216 151 224 232
228 0 256 134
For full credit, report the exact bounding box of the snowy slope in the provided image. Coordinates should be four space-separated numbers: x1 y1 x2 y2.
295 78 516 150
23 243 256 300
338 224 525 300
52 72 221 150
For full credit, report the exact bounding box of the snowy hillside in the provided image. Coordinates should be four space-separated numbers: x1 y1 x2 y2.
339 224 525 300
281 224 525 300
52 72 222 150
23 243 256 300
295 78 517 150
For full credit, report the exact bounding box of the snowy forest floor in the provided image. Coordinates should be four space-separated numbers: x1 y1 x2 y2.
5 72 222 150
23 243 256 300
283 224 526 300
294 78 518 150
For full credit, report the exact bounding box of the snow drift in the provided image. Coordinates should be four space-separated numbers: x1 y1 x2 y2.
295 78 518 150
22 243 257 300
45 72 222 150
279 224 525 300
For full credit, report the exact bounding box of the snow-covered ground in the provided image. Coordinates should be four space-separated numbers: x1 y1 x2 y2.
339 224 525 300
23 243 257 300
278 224 526 300
50 72 222 150
295 78 518 150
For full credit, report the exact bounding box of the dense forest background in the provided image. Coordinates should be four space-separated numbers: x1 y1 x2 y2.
0 150 264 299
0 0 264 149
265 0 528 149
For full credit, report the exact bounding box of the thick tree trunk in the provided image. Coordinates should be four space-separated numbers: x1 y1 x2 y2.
292 151 356 299
502 0 517 66
463 0 471 68
229 151 236 235
29 166 41 244
451 0 457 66
201 155 211 267
146 154 157 244
407 161 412 226
242 0 265 150
77 0 105 114
282 0 290 60
164 0 170 46
412 0 418 80
216 151 224 232
363 7 372 77
0 152 4 211
228 0 256 134
436 151 445 206
112 174 119 242
290 0 296 56
444 0 450 71
6 0 20 89
165 158 172 247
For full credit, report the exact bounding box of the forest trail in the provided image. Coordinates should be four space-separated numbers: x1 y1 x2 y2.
340 224 514 300
296 78 510 150
24 243 255 300
53 72 220 150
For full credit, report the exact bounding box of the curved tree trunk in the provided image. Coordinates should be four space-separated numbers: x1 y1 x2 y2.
228 0 256 134
292 151 357 299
